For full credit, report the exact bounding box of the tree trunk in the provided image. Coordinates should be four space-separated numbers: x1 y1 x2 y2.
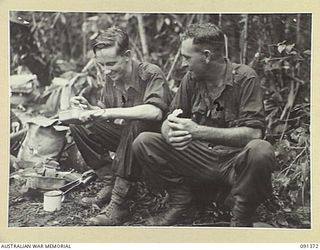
240 14 248 64
137 14 149 61
284 16 291 41
296 13 301 48
224 34 229 59
82 12 87 63
218 14 222 27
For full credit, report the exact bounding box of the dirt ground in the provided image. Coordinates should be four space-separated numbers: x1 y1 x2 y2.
8 176 231 227
8 174 310 228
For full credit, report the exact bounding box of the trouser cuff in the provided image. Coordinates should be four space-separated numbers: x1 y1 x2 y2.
111 176 132 204
231 201 256 222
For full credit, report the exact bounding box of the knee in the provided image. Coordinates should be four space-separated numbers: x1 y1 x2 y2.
245 139 275 163
132 132 162 155
69 124 80 134
69 124 76 132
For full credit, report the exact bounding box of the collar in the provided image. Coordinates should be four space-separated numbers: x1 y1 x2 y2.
222 57 234 87
126 59 140 91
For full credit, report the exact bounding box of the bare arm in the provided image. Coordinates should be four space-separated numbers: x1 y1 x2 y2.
193 125 262 147
98 104 163 121
74 96 163 122
166 115 262 148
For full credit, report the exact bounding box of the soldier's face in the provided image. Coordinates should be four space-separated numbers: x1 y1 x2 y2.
181 38 207 80
95 46 129 82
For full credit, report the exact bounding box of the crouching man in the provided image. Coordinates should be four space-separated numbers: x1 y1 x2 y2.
133 23 275 227
69 26 172 225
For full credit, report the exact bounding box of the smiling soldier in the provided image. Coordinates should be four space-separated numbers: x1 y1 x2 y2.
133 23 276 227
69 26 172 225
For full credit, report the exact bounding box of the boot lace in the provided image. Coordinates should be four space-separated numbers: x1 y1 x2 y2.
105 201 117 217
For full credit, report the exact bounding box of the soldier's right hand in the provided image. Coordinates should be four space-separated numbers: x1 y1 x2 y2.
11 122 20 133
166 109 193 150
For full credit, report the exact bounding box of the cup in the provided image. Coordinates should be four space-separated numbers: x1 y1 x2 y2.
43 190 64 212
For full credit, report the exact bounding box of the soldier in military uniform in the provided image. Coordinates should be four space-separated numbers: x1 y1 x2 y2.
69 26 172 225
133 23 275 227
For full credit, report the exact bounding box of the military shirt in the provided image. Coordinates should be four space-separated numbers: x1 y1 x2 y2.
169 59 265 132
97 60 172 116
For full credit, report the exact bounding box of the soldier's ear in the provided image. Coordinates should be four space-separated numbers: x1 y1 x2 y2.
203 49 213 64
123 50 131 61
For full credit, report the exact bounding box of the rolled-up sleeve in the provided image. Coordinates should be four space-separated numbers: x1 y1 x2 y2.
140 63 172 115
143 71 171 113
235 76 265 131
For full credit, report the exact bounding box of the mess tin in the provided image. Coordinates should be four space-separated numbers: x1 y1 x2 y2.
24 174 67 190
43 190 65 212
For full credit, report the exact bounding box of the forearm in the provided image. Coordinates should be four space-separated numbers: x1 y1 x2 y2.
193 125 262 147
101 104 163 120
89 105 102 110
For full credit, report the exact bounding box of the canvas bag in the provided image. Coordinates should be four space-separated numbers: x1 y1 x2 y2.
17 117 68 165
10 74 40 106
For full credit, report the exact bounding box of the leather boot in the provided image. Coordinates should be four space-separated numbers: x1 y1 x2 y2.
86 200 129 226
81 174 114 208
145 184 192 226
145 205 189 226
81 185 113 208
86 177 131 226
230 199 255 227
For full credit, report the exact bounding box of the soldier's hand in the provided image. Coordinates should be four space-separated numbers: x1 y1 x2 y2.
165 110 197 150
11 122 20 133
89 109 107 119
78 110 93 123
79 109 107 123
167 129 192 151
70 96 90 110
167 115 198 136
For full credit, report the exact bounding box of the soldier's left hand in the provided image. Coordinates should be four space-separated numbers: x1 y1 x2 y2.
167 115 198 138
79 110 105 123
